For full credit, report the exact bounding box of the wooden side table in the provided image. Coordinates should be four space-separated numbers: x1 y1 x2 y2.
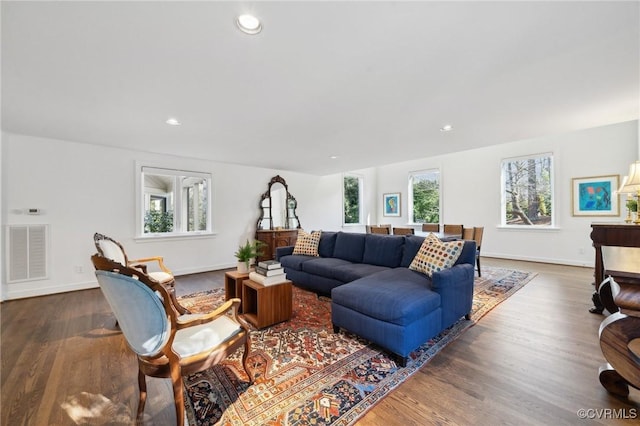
241 279 292 329
224 270 250 312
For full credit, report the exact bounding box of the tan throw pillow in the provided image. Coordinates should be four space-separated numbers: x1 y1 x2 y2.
292 230 322 256
409 235 464 277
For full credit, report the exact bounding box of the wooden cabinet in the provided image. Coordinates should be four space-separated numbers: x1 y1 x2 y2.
256 229 298 262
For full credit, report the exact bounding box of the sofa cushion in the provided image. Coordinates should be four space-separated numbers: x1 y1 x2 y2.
331 268 440 326
301 257 354 279
400 235 427 267
409 237 464 277
280 254 315 271
293 230 321 256
332 263 390 283
362 234 405 268
318 231 338 258
333 232 366 263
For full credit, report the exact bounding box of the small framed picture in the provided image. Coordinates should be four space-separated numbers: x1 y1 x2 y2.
571 175 620 216
383 193 401 217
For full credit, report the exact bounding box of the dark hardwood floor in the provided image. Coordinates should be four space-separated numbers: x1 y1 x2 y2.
2 259 639 425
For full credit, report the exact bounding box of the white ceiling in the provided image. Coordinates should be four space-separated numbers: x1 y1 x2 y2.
2 1 639 175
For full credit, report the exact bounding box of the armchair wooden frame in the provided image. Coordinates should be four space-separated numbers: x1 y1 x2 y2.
91 254 253 426
93 232 189 314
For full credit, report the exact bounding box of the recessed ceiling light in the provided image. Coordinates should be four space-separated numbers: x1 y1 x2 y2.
166 118 181 126
330 155 338 159
237 14 262 35
440 124 453 132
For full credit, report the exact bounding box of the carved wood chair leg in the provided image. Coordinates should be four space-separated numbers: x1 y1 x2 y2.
136 368 147 422
171 369 186 426
332 324 340 333
476 256 481 277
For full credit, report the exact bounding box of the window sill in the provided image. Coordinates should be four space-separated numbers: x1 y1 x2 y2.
496 225 561 232
134 231 217 243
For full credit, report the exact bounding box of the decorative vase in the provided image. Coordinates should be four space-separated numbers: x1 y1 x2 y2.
237 261 249 274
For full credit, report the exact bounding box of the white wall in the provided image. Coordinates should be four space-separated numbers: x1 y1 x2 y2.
375 120 638 266
0 133 354 300
2 120 637 299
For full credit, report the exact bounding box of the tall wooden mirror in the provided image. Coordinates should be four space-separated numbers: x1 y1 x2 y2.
255 176 301 261
256 175 301 231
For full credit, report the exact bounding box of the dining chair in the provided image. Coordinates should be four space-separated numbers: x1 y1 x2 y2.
421 223 440 233
94 232 189 314
370 226 390 235
462 227 474 240
473 227 484 276
92 256 253 426
392 227 415 236
443 224 464 238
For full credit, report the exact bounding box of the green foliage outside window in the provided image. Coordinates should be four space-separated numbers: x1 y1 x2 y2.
145 210 174 233
412 173 440 224
344 175 361 224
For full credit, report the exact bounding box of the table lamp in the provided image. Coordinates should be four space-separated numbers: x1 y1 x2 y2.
620 161 640 224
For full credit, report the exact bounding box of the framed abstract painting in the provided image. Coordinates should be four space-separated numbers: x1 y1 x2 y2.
383 193 401 217
571 175 620 216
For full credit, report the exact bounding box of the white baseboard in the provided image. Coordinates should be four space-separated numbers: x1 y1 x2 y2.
482 252 593 268
5 280 98 301
2 263 237 301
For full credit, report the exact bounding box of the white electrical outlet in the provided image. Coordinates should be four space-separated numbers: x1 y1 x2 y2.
578 247 585 255
74 265 84 273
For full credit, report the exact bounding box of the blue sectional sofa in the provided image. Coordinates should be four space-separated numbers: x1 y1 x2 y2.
276 231 476 366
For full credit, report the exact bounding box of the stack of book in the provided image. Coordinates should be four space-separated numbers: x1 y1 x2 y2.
249 259 288 286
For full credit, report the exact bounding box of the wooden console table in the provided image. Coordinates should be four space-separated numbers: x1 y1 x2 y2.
597 246 640 396
589 223 640 314
255 229 298 262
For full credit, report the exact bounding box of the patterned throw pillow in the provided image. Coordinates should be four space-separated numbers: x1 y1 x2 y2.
292 230 322 256
409 235 464 277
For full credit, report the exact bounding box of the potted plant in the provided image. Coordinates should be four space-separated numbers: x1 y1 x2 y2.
234 239 265 273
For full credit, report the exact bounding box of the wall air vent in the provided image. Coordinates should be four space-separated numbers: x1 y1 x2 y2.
7 225 48 283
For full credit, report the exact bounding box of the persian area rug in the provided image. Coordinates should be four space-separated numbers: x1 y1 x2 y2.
179 266 536 426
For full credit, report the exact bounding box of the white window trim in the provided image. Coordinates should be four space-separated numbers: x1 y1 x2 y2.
500 152 555 228
135 162 214 239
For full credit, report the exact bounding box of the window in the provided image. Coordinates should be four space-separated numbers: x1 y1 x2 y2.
501 153 554 226
138 166 212 236
343 174 363 225
409 169 440 224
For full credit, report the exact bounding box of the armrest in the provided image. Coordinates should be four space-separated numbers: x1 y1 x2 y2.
276 245 294 260
431 264 474 290
431 264 475 328
176 298 241 329
128 256 172 274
